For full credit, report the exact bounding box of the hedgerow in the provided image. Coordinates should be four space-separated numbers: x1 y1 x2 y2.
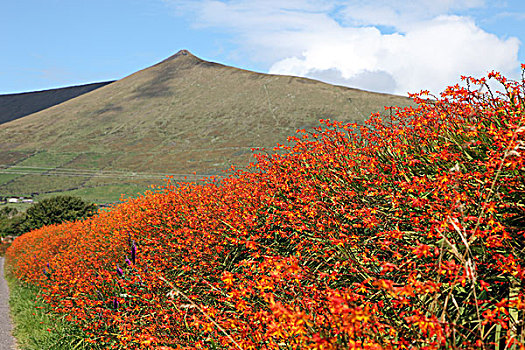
6 69 525 349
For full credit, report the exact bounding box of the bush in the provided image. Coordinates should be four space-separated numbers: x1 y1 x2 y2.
0 207 26 236
23 196 97 231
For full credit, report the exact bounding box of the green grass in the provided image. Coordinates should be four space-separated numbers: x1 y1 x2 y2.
0 150 168 202
0 174 87 197
35 183 151 204
0 173 21 185
15 151 79 168
0 151 86 197
6 273 97 349
0 202 33 212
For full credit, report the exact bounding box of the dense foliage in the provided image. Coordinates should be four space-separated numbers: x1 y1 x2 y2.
22 195 97 231
6 70 525 349
1 196 97 238
0 207 25 236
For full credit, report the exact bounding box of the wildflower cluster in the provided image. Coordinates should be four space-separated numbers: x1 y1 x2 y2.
6 70 525 349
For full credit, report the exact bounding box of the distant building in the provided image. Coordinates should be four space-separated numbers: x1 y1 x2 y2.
6 197 34 204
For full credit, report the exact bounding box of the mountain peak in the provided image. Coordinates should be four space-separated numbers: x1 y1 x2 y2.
153 49 203 68
175 49 192 56
167 49 199 61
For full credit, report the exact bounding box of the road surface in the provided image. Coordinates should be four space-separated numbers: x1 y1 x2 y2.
0 257 16 349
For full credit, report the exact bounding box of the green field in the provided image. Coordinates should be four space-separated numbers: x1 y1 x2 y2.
34 183 151 204
0 150 173 203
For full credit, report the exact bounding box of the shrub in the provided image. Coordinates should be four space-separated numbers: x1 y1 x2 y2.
22 195 97 231
0 207 26 237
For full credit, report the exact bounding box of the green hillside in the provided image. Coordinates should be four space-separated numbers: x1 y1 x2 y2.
0 50 413 203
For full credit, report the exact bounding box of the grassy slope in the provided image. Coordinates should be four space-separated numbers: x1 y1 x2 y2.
0 50 413 202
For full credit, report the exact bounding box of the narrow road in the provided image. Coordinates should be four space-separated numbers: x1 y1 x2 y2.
0 257 16 350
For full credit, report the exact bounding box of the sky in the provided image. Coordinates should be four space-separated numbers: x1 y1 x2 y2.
2 0 524 95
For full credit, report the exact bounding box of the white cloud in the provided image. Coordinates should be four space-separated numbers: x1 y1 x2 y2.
270 15 519 94
167 0 521 95
339 0 486 30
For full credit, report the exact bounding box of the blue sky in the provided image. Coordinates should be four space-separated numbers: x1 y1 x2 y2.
2 0 524 95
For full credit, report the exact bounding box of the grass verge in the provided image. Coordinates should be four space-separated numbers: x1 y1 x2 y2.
6 273 95 350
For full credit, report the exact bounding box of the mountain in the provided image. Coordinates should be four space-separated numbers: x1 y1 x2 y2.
0 50 414 203
0 81 114 125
